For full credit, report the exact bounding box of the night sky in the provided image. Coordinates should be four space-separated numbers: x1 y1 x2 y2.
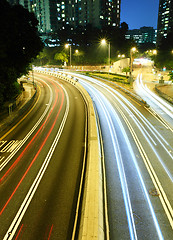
121 0 160 29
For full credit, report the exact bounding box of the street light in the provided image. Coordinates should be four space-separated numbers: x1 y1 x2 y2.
75 49 79 65
65 43 72 67
101 38 111 71
118 54 126 73
118 54 125 58
130 47 137 81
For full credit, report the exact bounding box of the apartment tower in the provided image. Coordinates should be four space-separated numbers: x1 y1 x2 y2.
157 0 173 43
8 0 121 34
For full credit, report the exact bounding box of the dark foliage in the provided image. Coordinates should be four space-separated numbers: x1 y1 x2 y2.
35 22 132 66
0 0 43 106
155 29 173 69
138 42 156 53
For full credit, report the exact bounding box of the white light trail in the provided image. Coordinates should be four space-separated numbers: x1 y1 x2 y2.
84 80 164 239
137 74 173 119
0 80 53 171
3 86 69 240
82 82 138 240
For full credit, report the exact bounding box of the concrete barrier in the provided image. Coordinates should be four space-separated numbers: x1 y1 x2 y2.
155 84 173 104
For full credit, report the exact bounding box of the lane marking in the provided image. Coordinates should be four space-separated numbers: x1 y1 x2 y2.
115 102 173 231
81 78 164 239
0 80 53 172
82 82 138 240
3 86 69 240
0 85 41 141
0 157 5 162
0 140 23 153
0 82 62 212
147 108 173 132
0 141 7 148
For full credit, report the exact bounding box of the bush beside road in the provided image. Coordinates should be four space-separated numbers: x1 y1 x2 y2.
0 81 37 134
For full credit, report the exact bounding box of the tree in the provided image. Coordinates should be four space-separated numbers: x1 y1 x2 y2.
73 50 84 65
36 50 49 66
54 52 68 65
0 0 43 106
155 29 173 69
120 22 129 35
122 67 130 77
169 71 173 81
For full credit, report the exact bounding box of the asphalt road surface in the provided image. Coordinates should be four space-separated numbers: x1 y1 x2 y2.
65 71 173 240
0 73 87 240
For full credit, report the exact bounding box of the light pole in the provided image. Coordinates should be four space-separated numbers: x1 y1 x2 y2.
108 41 110 67
75 49 79 65
65 43 72 67
130 47 136 81
101 39 111 72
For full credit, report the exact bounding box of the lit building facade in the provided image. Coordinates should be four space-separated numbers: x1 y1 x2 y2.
157 0 173 43
8 0 121 33
56 0 121 29
125 27 157 46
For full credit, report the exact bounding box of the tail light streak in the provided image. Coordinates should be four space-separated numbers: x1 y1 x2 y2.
0 81 59 183
0 80 53 172
2 86 69 240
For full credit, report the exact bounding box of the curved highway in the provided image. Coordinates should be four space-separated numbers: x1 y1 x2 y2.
61 71 173 240
0 73 87 239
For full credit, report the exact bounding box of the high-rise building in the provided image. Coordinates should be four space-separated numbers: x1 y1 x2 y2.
7 0 121 34
125 27 157 46
56 0 121 30
7 0 53 33
157 0 173 43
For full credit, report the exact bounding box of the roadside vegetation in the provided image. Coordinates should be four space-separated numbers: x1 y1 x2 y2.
84 72 130 84
155 30 173 70
34 22 135 67
0 0 43 109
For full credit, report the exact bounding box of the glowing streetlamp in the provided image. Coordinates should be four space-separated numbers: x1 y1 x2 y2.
74 49 79 65
130 47 137 80
101 39 106 45
118 54 126 73
101 38 111 70
118 54 125 58
65 43 72 67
